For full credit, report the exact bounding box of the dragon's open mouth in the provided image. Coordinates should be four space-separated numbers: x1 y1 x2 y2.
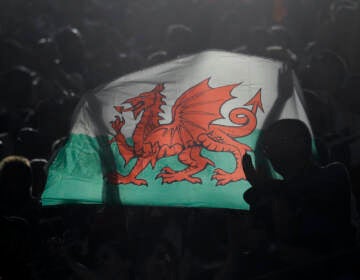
122 101 144 112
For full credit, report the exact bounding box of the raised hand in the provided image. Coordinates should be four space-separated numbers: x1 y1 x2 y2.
242 153 261 187
278 63 293 101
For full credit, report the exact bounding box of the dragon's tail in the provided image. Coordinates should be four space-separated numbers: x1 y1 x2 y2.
217 89 263 138
214 108 257 138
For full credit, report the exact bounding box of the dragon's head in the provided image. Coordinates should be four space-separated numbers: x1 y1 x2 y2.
121 84 165 119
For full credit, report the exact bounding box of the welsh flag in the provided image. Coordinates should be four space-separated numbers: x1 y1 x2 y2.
42 50 311 209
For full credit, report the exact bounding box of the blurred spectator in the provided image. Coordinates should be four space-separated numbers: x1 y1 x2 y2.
0 66 36 111
0 216 33 279
267 25 293 49
0 38 32 73
0 156 36 219
246 26 269 56
33 95 79 152
30 158 48 199
165 24 195 59
15 127 47 159
337 74 360 115
33 37 61 74
0 132 13 159
264 45 297 66
53 26 85 74
146 50 168 67
145 238 177 280
300 49 348 93
31 76 66 104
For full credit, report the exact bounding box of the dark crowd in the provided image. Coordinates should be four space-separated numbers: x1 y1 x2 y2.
1 0 360 279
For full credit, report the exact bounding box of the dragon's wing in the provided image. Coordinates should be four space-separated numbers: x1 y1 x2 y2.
144 78 239 151
173 78 239 133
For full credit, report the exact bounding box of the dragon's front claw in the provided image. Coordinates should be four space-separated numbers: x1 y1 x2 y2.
110 115 125 133
212 168 246 186
211 168 228 182
215 178 229 186
156 172 174 183
213 168 228 176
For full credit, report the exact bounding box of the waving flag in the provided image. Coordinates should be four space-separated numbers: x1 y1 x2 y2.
42 50 310 209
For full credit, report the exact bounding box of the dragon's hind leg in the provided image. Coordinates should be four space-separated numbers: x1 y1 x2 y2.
106 157 150 186
199 132 251 185
157 146 214 184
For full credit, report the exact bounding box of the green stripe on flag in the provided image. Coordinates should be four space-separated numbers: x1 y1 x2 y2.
43 131 262 209
42 129 318 209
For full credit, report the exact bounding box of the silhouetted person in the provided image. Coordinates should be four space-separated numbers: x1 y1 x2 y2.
244 119 356 256
53 26 85 74
0 216 33 279
0 155 39 222
15 127 46 159
0 66 35 111
0 156 39 279
165 24 195 59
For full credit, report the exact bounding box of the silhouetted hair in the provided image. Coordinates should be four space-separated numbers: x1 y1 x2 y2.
0 155 32 202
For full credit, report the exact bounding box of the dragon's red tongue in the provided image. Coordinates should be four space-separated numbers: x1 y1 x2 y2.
117 106 133 113
114 106 125 113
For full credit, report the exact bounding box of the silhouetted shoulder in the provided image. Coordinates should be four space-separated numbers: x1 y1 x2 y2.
323 162 350 178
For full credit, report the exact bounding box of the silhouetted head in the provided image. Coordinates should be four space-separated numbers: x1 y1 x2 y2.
0 156 32 207
35 37 61 67
264 45 297 65
261 119 312 178
329 0 358 25
146 50 168 67
246 26 269 56
31 76 65 102
15 127 44 159
165 24 194 58
53 26 84 73
267 25 292 49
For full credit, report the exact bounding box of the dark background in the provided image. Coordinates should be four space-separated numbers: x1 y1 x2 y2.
1 1 360 279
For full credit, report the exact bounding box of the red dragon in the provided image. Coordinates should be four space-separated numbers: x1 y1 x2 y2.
107 78 263 186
